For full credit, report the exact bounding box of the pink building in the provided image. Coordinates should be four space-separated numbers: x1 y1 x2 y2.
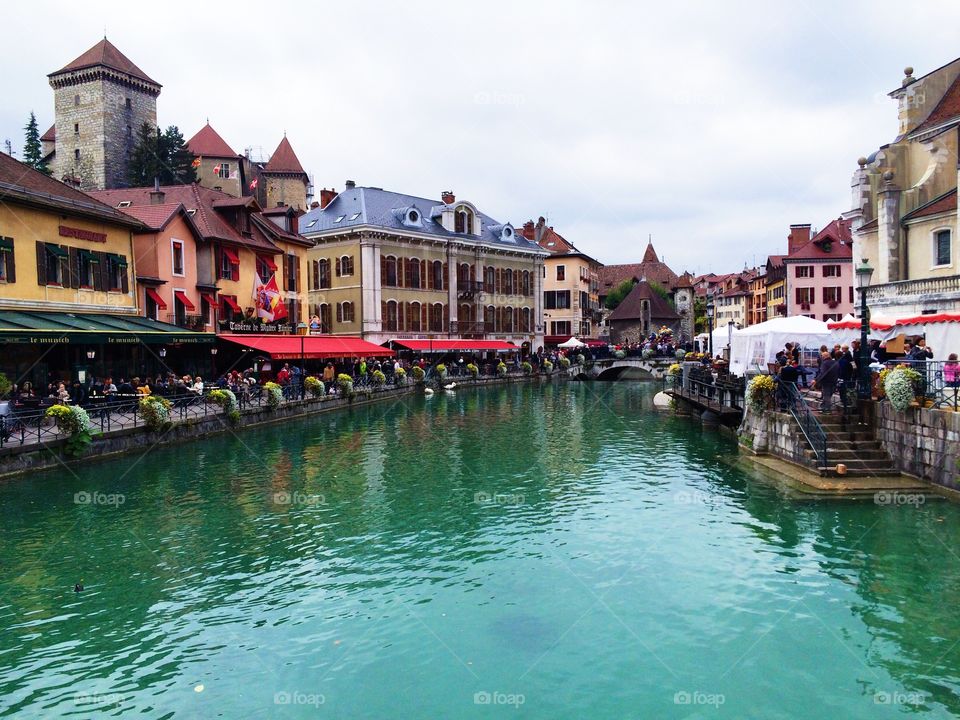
784 218 854 321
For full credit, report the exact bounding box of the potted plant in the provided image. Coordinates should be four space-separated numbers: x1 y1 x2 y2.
395 367 407 385
497 361 508 377
559 357 571 370
336 373 354 396
45 404 95 456
614 349 627 360
884 366 922 411
745 374 776 414
411 366 425 384
466 363 479 378
304 376 325 398
371 369 386 387
435 363 448 381
263 381 283 410
0 372 11 418
521 361 532 375
208 388 240 425
542 359 553 374
139 395 173 431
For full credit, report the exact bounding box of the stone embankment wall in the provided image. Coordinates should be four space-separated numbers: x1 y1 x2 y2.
737 408 806 466
0 374 549 480
873 402 960 489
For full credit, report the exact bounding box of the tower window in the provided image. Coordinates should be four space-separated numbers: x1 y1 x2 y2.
74 94 80 106
126 125 132 136
125 98 132 109
74 149 80 164
73 123 79 135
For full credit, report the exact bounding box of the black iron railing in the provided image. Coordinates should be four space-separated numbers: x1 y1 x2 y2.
882 359 959 410
782 381 827 467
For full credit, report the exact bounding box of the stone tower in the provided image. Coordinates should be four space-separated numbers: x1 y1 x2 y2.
673 272 695 342
48 38 161 190
263 136 311 210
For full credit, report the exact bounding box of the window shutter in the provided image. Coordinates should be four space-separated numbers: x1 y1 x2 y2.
399 301 405 331
381 300 386 327
421 303 428 330
5 243 14 283
514 307 518 330
495 268 502 294
443 262 449 290
404 259 412 287
336 303 342 322
35 242 47 286
336 257 341 277
380 256 386 286
67 247 79 288
120 257 129 293
427 262 433 290
420 260 426 289
495 307 502 332
443 304 449 330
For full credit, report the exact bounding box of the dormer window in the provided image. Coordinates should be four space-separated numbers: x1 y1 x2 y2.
393 206 424 228
306 219 318 228
488 223 517 243
350 213 361 221
454 208 474 234
334 215 345 223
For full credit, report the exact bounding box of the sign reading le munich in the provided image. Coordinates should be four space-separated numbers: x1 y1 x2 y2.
59 225 107 243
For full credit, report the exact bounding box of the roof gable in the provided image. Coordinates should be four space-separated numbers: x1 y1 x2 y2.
264 136 306 175
901 188 957 222
785 218 852 260
187 123 237 158
912 74 960 135
607 281 679 321
50 38 159 87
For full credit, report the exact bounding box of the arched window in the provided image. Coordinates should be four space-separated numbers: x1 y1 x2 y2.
934 228 952 267
522 270 530 296
408 301 422 331
484 305 496 333
384 300 398 331
336 301 355 323
429 303 444 332
504 270 514 295
383 255 397 286
317 259 331 289
432 260 444 290
457 263 471 285
319 303 332 333
454 206 475 234
503 306 514 332
484 266 495 293
336 255 354 277
521 307 531 332
459 304 473 324
405 258 421 289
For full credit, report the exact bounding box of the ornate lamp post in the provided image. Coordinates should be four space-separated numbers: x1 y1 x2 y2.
706 295 715 358
855 258 874 400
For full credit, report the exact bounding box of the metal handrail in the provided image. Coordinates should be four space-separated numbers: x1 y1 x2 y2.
782 381 827 467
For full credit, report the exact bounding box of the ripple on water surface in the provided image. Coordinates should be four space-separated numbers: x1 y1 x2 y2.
2 383 960 718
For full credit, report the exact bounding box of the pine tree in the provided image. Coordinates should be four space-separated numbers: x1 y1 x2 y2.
127 123 198 187
161 126 198 184
22 112 50 175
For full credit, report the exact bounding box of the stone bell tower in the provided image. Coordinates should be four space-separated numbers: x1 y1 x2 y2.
48 38 161 190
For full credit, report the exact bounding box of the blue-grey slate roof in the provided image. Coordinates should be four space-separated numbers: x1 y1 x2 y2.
298 186 545 253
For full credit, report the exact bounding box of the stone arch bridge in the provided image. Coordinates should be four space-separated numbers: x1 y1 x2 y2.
574 358 677 381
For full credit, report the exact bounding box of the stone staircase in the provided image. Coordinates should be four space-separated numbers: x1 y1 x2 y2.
799 391 898 476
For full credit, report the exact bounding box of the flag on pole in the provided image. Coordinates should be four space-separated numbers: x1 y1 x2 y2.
250 178 258 190
191 157 201 168
212 164 221 175
253 273 288 322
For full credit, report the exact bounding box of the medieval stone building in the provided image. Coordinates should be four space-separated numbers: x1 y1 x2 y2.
47 38 161 190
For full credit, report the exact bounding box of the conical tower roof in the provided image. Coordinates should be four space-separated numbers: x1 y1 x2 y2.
187 123 237 158
264 136 307 175
50 38 159 86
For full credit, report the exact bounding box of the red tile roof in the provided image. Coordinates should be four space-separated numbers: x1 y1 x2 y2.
187 123 237 158
597 244 678 294
50 38 159 86
0 151 140 228
87 184 281 252
856 218 878 232
40 124 56 143
607 281 679 322
264 136 306 175
901 188 957 221
534 225 600 264
785 217 853 261
642 241 658 263
912 75 960 134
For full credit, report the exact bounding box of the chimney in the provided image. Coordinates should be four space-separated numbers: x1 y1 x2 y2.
149 178 165 205
534 216 547 243
521 220 535 241
319 188 337 209
276 201 285 207
310 201 320 209
441 190 455 205
788 224 812 254
345 180 356 189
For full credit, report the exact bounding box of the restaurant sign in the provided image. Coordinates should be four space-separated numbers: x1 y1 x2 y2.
59 225 107 243
226 321 293 334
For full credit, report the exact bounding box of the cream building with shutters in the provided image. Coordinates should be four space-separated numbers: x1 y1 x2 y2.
299 185 546 350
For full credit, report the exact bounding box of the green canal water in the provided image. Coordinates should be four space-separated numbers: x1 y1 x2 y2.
2 383 960 718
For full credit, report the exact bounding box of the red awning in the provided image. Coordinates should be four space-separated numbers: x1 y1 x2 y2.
827 319 895 331
201 292 218 307
222 247 240 264
544 335 572 345
259 254 278 271
892 312 960 326
174 290 196 311
145 287 167 310
222 295 242 313
582 340 608 348
390 339 518 352
220 334 396 360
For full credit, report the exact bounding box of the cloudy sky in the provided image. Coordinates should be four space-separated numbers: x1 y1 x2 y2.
4 1 959 274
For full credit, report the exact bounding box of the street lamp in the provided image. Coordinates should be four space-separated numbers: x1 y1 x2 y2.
856 258 874 400
706 295 715 358
86 350 96 360
158 348 167 358
210 347 218 378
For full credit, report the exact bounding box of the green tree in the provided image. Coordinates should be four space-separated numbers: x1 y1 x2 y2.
604 278 636 310
648 281 676 309
22 112 50 175
694 297 706 333
128 123 198 187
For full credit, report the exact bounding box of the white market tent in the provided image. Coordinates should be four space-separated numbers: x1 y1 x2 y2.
558 337 586 348
885 312 960 360
827 313 901 345
729 315 832 376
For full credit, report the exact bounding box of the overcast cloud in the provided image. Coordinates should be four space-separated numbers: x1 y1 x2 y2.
4 0 960 275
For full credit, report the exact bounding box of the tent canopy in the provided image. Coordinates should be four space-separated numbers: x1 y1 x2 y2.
558 337 586 348
729 315 831 376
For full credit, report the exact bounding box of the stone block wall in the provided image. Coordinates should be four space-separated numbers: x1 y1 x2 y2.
738 407 807 466
875 402 960 489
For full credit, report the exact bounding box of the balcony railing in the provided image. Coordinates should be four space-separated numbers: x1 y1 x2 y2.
865 274 960 303
449 320 487 336
456 280 485 297
166 313 205 330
